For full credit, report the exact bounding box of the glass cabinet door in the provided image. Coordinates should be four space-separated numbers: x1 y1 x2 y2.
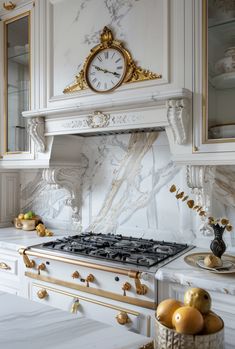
203 0 235 142
4 12 30 153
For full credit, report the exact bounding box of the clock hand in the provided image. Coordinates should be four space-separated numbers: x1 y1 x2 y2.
92 65 120 77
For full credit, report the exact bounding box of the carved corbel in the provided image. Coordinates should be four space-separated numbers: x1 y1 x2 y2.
167 99 190 145
42 166 87 230
187 165 216 235
27 117 46 153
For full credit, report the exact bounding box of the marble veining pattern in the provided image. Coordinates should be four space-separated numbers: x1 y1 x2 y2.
20 133 235 249
0 292 152 349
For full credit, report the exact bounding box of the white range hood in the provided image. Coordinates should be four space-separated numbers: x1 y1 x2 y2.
23 87 192 166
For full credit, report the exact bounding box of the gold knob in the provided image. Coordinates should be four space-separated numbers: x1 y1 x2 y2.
86 274 95 287
136 284 148 295
122 282 131 296
37 289 48 299
72 271 80 279
116 312 130 325
37 263 46 275
0 262 11 270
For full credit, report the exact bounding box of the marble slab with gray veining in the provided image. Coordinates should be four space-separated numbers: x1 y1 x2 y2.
0 227 71 251
0 292 152 349
156 247 235 296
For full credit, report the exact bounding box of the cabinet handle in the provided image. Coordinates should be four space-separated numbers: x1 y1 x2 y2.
37 289 48 299
71 298 80 314
0 262 11 270
116 312 130 325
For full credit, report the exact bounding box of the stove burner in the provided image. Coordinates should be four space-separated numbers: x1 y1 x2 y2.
40 232 189 268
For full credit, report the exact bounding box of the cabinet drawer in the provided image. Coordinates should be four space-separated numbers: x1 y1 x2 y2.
31 283 140 333
0 254 18 277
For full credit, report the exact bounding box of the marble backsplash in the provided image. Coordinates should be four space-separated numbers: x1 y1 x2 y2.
20 132 235 250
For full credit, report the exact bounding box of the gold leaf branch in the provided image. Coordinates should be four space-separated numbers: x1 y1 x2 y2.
169 184 233 231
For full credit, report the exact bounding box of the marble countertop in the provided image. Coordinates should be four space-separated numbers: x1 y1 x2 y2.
156 247 235 296
0 292 153 349
0 227 71 251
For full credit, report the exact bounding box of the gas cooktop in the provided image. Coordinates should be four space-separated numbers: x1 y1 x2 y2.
38 232 190 268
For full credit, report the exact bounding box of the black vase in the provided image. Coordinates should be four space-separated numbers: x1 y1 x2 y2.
210 223 226 258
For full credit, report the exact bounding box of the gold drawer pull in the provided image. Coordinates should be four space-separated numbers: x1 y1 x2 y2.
71 298 80 314
0 262 11 270
37 289 48 299
116 311 130 325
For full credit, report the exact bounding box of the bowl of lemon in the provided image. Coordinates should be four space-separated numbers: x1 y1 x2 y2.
155 287 224 349
14 211 41 231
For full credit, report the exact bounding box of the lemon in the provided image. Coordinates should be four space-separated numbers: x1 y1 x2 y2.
184 287 211 314
172 306 204 335
156 299 183 328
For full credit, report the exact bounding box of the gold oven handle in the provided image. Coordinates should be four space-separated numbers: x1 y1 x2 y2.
0 262 11 270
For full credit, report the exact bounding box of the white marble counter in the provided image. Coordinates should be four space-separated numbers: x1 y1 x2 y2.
0 292 153 349
156 247 235 296
0 227 71 251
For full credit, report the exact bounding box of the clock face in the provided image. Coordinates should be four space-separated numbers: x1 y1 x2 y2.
86 48 126 92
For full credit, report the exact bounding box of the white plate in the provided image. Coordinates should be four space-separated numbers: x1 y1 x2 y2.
196 259 235 273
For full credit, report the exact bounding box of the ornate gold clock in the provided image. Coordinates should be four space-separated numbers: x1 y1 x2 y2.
64 26 162 94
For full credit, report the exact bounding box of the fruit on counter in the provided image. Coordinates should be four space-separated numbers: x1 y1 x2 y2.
202 311 223 334
18 213 25 220
156 287 223 336
36 223 46 237
172 306 204 335
184 287 211 314
24 211 35 220
204 254 222 268
156 299 183 328
36 223 54 237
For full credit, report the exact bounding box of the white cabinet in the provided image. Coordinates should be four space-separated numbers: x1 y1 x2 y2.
158 281 235 349
0 0 39 167
191 0 235 165
0 171 20 227
0 248 22 295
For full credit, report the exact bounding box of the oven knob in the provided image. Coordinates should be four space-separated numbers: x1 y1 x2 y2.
37 263 46 275
86 274 95 287
37 289 48 299
116 312 130 325
122 282 131 296
72 271 80 279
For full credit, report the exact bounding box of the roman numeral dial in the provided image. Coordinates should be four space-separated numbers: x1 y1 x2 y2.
86 48 126 92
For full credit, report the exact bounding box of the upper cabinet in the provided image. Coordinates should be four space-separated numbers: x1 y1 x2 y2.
5 11 30 153
192 0 235 163
0 0 35 165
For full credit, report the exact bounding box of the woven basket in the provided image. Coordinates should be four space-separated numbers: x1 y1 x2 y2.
155 318 224 349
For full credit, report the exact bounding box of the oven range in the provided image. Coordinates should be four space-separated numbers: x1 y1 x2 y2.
20 232 194 337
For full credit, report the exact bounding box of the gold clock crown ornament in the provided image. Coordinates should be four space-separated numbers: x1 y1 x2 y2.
63 26 162 94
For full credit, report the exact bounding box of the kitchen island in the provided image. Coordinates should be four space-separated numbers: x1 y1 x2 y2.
0 291 153 349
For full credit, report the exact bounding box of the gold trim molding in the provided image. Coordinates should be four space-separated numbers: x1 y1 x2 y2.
63 26 162 93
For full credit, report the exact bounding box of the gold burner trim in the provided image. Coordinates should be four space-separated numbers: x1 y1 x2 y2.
25 271 156 310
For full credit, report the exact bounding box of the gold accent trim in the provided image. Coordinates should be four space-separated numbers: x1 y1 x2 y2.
3 2 16 10
63 26 161 94
22 252 35 268
0 262 11 270
3 11 31 155
19 248 139 278
26 272 156 310
33 283 140 316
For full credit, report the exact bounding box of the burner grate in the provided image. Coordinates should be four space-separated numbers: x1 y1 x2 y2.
40 232 189 268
